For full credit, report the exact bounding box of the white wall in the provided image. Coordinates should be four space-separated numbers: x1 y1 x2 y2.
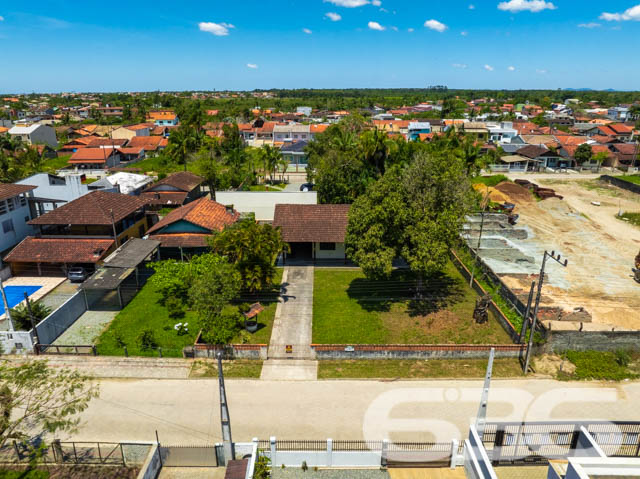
314 242 346 260
0 331 34 354
17 174 92 213
0 197 34 252
214 191 317 222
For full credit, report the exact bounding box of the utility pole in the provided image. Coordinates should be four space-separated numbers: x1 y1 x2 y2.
217 353 234 465
24 292 41 346
518 281 536 343
475 347 495 438
0 279 14 332
523 251 568 374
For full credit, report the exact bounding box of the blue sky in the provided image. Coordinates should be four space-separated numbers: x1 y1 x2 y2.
0 0 639 92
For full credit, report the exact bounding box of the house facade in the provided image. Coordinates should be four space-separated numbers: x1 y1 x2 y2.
140 171 205 209
8 124 58 148
0 184 37 256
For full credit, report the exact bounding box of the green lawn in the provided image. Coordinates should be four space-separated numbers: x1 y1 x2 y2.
558 350 640 381
618 175 640 186
190 359 264 378
471 175 510 187
312 262 513 345
41 155 70 171
0 470 48 479
96 268 283 357
616 212 640 227
318 358 523 379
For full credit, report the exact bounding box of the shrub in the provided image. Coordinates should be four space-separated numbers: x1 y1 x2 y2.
200 312 242 345
615 349 632 368
138 329 158 351
471 175 510 188
165 297 185 319
10 301 52 331
301 461 308 472
564 350 638 381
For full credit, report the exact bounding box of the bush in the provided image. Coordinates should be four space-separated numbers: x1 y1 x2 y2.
563 350 638 381
615 349 632 367
471 175 510 188
10 302 52 331
200 311 242 345
165 297 185 319
138 329 158 351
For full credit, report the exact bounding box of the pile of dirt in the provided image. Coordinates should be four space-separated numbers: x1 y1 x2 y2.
494 181 535 205
534 354 576 377
473 183 509 203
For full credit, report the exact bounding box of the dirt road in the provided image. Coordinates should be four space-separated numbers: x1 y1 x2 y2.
505 179 640 329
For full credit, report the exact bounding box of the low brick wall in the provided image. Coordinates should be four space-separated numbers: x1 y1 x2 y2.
450 250 521 342
600 175 640 195
311 344 525 360
545 330 640 353
186 343 268 360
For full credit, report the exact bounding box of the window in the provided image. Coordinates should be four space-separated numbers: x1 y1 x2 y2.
0 201 6 215
319 242 336 251
19 196 26 207
7 198 15 212
2 219 14 234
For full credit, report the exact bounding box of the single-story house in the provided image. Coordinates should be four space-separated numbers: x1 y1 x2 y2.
273 204 350 262
140 171 205 209
280 141 308 172
146 197 239 259
69 148 120 169
516 145 572 169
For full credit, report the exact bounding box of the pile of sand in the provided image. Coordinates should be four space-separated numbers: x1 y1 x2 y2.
494 181 535 205
473 183 509 203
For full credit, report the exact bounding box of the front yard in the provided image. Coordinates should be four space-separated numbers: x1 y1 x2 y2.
95 268 282 357
312 261 512 345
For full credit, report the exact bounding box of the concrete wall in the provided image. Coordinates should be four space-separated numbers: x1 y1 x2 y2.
136 444 162 479
545 329 640 353
0 200 34 253
311 344 525 360
35 291 86 345
601 175 640 195
214 191 317 222
313 242 346 260
0 330 34 354
187 344 268 360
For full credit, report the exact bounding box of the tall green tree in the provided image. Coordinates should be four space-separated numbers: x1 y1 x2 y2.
574 143 593 165
210 218 287 293
0 361 98 448
346 150 475 285
166 126 198 171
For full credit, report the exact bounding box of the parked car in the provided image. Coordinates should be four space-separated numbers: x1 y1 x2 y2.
300 183 314 192
67 266 88 283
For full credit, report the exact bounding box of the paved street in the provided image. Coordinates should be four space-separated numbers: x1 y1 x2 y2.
70 378 640 444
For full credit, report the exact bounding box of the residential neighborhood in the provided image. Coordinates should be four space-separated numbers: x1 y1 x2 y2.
1 1 640 478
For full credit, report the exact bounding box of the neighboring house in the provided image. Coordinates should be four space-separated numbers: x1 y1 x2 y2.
88 172 154 196
560 144 611 169
146 197 239 258
7 191 150 276
273 204 350 262
116 147 145 163
140 171 205 209
572 123 600 137
95 106 124 117
608 143 639 168
493 155 538 172
8 124 58 148
607 123 634 141
407 122 432 141
0 184 36 256
462 122 489 141
273 124 311 143
516 144 571 169
127 136 168 156
69 148 120 169
214 191 318 222
147 110 179 126
111 124 151 141
16 173 117 217
487 122 518 143
296 106 312 116
608 107 630 121
280 141 308 172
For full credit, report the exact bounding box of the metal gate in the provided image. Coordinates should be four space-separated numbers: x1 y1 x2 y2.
159 445 222 467
386 442 452 468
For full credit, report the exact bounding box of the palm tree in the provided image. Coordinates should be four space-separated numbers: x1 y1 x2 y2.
259 144 282 183
166 126 198 171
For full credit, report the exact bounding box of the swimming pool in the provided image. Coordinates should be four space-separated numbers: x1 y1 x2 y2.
0 286 42 315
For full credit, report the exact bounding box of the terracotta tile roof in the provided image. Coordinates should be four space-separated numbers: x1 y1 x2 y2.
4 237 114 264
516 145 550 159
148 111 177 121
597 125 616 136
310 124 329 134
273 204 350 243
125 123 151 131
140 191 189 206
611 144 638 155
87 138 128 147
117 147 144 155
29 190 147 226
147 197 238 235
556 135 590 147
146 233 210 248
128 136 166 151
69 148 117 162
0 184 36 201
0 127 8 134
562 144 611 158
145 171 203 193
592 135 616 144
608 123 633 134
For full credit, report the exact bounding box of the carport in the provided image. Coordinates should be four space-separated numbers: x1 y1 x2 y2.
81 238 160 310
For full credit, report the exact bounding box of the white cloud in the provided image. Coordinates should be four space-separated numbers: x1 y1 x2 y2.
452 63 468 69
391 25 398 31
325 12 342 21
372 0 382 5
247 63 258 69
0 16 4 21
303 28 312 34
484 64 494 71
578 22 601 28
424 19 447 32
325 0 369 7
461 30 468 36
469 4 475 9
508 65 516 71
368 21 385 30
198 22 235 36
407 27 415 32
536 69 547 74
600 4 640 21
498 0 556 13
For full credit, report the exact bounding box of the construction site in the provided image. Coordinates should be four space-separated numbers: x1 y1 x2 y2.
465 177 640 333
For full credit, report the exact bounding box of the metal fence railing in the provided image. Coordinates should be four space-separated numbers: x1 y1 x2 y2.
159 444 223 468
0 441 139 466
35 344 96 355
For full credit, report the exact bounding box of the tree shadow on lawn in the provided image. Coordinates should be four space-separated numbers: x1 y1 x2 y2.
346 269 465 315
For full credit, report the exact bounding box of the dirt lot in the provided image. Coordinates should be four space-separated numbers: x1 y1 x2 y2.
495 179 640 330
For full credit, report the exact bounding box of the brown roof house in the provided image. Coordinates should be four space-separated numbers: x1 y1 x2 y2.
5 191 149 276
273 204 350 262
141 171 205 209
146 197 239 258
